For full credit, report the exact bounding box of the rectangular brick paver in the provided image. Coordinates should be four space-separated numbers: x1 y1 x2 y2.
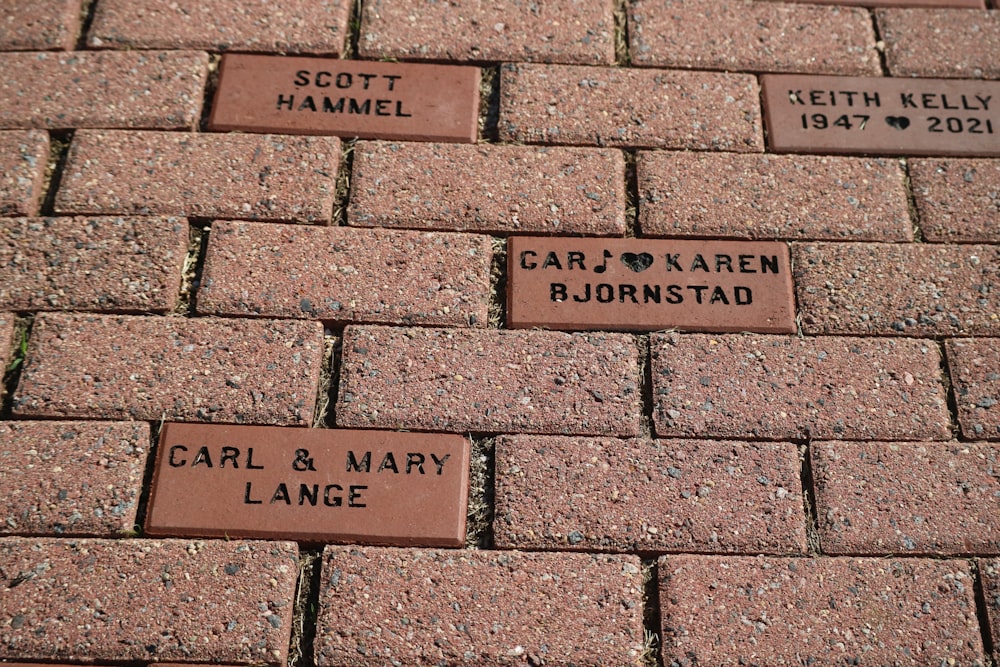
878 8 1000 79
0 421 148 537
652 333 951 441
0 0 81 51
911 158 1000 243
813 440 1000 555
660 555 984 666
337 325 643 436
947 338 1000 440
55 131 338 223
499 63 763 151
315 546 645 666
495 435 808 554
0 130 47 217
982 558 1000 666
348 142 626 235
13 313 325 425
0 537 298 665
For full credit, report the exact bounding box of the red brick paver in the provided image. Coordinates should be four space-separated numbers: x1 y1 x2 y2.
337 325 643 436
878 8 1000 79
348 142 626 235
652 333 951 440
13 313 324 425
911 158 1000 243
947 338 1000 440
0 421 147 537
660 555 984 665
0 537 298 665
982 558 1000 665
55 131 338 223
315 546 645 665
0 0 81 51
0 130 48 217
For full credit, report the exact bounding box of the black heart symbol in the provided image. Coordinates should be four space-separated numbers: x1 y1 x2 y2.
885 115 910 130
620 252 654 272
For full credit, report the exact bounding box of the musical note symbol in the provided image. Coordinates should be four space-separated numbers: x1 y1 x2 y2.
593 249 613 274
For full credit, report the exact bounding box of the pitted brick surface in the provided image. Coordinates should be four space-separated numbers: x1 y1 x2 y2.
638 152 912 241
494 435 808 554
337 325 643 436
982 558 1000 665
0 537 298 665
652 333 951 441
499 63 763 151
348 142 626 235
0 0 81 50
947 338 1000 440
878 8 1000 79
55 131 338 223
0 421 148 537
315 546 645 666
13 313 324 425
911 158 1000 243
0 130 47 217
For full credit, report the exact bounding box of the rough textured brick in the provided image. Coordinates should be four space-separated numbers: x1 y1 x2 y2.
660 555 984 666
911 158 1000 243
982 558 1000 665
0 537 298 665
13 313 324 425
878 8 1000 78
88 0 350 54
198 221 492 327
638 152 912 241
55 131 338 223
315 546 645 666
494 435 808 554
652 333 951 441
794 242 1000 337
0 216 187 313
630 0 879 75
0 421 147 537
359 0 614 65
348 142 626 235
500 63 763 151
0 51 208 130
813 440 1000 555
947 338 1000 440
0 130 47 217
0 312 14 372
337 325 642 436
0 0 81 50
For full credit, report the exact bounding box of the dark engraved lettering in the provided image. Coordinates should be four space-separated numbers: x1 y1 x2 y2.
270 483 290 504
395 101 412 117
551 282 567 302
690 254 709 272
293 70 310 87
431 453 451 475
276 94 294 110
643 284 661 303
220 447 240 468
315 71 331 88
572 283 590 303
384 75 401 91
761 255 780 274
298 95 316 112
520 250 538 270
346 450 371 473
169 445 187 467
375 99 392 116
665 254 682 271
324 484 343 507
715 254 733 272
666 285 683 304
620 284 638 303
688 285 708 303
735 286 753 305
247 448 264 470
292 449 316 471
336 72 353 89
406 453 425 474
244 482 263 504
359 73 377 89
299 483 318 506
349 485 367 507
596 284 614 303
324 97 345 113
567 251 585 270
709 286 729 305
378 451 399 474
541 252 562 270
192 446 213 468
349 98 371 115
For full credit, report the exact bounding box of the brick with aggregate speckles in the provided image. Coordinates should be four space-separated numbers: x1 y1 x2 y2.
55 131 338 223
0 421 147 537
0 130 47 217
947 338 1000 440
494 435 808 554
629 0 879 76
0 216 187 313
337 325 643 436
499 63 763 151
660 555 985 666
910 158 1000 243
878 8 1000 79
13 313 324 425
348 141 626 235
812 440 1000 555
0 537 298 665
638 152 912 241
0 0 81 50
315 546 645 666
651 333 951 441
982 558 1000 665
198 220 492 327
793 242 1000 337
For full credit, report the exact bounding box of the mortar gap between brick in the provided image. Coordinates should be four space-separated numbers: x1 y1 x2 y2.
938 337 963 441
488 236 508 328
638 334 655 440
130 420 163 537
640 557 664 667
322 326 347 428
312 330 339 429
868 9 890 77
74 0 99 51
345 0 364 59
466 434 496 550
39 130 74 217
198 54 223 132
973 560 997 664
899 158 925 243
1 314 33 419
614 0 632 67
798 441 823 555
176 219 211 316
624 150 639 238
331 139 356 227
287 547 324 667
478 65 501 143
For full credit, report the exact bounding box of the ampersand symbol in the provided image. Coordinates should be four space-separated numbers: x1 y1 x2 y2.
292 449 316 471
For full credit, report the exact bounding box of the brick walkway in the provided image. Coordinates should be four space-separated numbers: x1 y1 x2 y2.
1 0 999 665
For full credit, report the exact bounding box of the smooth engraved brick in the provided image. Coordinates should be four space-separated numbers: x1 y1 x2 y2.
0 313 13 372
813 440 1000 555
794 242 1000 336
88 0 350 54
947 338 1000 440
0 0 81 50
660 555 984 665
652 333 951 440
500 63 763 151
638 151 912 241
55 131 338 223
198 221 492 327
0 130 47 217
494 435 807 554
910 158 1000 243
0 216 187 313
879 8 1000 79
765 0 984 8
13 313 324 425
983 558 1000 665
0 51 207 130
0 421 147 537
316 547 645 665
348 142 626 235
337 325 642 436
629 0 879 75
359 0 614 65
0 537 297 665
